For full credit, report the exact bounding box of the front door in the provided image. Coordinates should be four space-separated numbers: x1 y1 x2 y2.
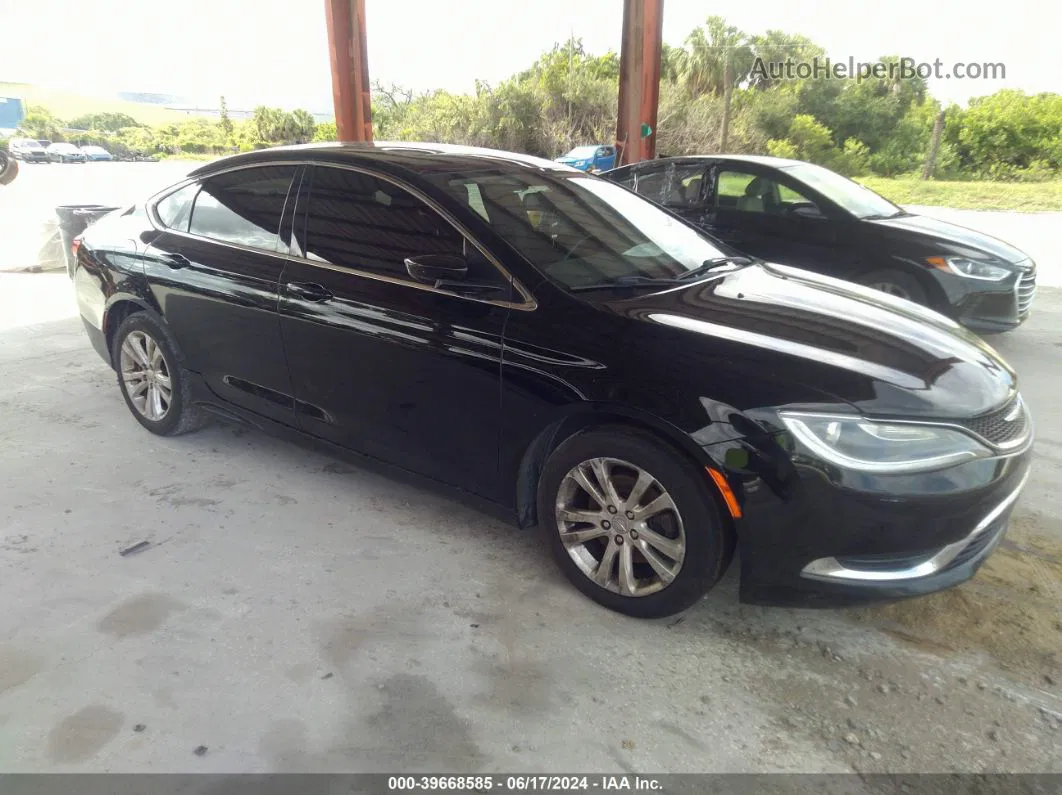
278 164 519 497
143 165 301 425
705 166 844 273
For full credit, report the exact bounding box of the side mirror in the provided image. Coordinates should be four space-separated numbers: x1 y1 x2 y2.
404 253 468 285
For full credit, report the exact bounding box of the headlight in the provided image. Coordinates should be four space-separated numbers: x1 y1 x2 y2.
927 255 1010 281
779 412 991 473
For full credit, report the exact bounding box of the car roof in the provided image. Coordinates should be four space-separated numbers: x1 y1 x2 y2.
617 154 809 170
188 142 583 180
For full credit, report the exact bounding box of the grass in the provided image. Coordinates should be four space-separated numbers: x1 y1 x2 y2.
0 82 190 127
856 175 1062 212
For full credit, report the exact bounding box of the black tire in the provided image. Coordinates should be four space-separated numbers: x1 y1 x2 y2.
537 426 734 618
110 312 204 436
858 268 928 306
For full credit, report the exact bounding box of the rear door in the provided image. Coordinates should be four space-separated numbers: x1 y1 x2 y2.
278 163 522 497
143 164 301 425
608 160 710 226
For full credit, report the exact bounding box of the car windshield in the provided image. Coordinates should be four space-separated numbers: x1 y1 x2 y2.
52 143 77 152
563 146 598 159
82 146 104 153
432 169 736 292
784 163 902 219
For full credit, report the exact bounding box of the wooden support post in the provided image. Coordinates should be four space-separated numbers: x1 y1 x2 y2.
325 0 373 142
616 0 664 166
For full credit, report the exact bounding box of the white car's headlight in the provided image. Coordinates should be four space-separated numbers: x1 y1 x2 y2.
927 255 1010 282
779 412 991 474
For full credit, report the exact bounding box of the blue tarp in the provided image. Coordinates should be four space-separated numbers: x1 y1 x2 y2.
0 97 26 132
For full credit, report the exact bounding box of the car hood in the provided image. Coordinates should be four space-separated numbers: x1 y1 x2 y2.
606 263 1017 419
864 213 1028 264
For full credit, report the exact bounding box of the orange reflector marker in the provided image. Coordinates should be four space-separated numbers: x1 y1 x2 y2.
925 256 948 271
706 467 742 519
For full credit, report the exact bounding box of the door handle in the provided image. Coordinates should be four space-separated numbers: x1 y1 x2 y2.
286 281 333 302
162 252 189 269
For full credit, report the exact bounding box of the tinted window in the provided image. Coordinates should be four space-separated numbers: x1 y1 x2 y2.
155 184 198 231
432 170 732 292
301 166 503 285
716 170 817 216
188 166 296 252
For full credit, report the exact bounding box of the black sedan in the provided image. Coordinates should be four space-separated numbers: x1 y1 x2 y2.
605 155 1037 333
72 143 1032 617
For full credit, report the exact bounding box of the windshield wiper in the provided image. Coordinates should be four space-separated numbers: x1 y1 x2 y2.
569 275 679 293
673 256 754 281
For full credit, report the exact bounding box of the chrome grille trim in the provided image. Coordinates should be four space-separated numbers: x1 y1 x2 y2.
1016 262 1037 315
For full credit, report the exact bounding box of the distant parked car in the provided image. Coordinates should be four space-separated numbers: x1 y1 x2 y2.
80 145 113 162
47 142 87 163
9 137 49 163
605 155 1036 333
555 144 617 173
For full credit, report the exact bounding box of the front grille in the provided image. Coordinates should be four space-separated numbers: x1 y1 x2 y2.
955 394 1030 449
1017 263 1037 315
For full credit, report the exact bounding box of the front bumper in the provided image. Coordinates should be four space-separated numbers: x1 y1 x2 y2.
708 419 1033 607
941 260 1036 333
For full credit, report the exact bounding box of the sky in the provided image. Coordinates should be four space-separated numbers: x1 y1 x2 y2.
1 0 1057 111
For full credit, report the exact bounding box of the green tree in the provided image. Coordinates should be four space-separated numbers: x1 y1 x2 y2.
290 109 317 143
313 121 337 142
679 17 754 96
748 30 825 91
20 105 64 140
219 96 234 141
67 112 141 132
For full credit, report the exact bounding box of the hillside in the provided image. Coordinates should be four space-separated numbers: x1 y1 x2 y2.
0 82 193 126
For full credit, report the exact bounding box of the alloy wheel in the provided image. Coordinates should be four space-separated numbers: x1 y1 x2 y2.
555 457 686 597
119 330 172 421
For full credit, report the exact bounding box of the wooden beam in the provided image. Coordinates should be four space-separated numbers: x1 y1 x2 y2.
325 0 373 142
616 0 663 166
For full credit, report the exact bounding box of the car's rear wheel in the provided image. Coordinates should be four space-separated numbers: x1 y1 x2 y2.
111 313 203 436
537 427 733 618
860 268 928 305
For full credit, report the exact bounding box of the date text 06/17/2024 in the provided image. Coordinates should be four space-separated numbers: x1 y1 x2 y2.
387 775 664 791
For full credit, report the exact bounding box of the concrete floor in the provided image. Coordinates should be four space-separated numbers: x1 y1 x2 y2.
0 273 1059 774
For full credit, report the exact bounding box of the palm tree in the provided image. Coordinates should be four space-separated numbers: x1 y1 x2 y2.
679 17 753 97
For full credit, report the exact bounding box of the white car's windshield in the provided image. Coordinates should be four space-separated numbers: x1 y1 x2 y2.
785 163 903 219
433 169 740 292
51 143 78 152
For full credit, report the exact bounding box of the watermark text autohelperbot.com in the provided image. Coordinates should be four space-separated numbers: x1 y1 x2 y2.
751 56 1006 83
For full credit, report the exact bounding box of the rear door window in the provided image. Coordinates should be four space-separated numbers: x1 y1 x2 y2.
155 184 199 232
188 165 298 253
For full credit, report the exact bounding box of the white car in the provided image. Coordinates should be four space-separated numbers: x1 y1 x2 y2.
8 137 49 163
47 142 87 163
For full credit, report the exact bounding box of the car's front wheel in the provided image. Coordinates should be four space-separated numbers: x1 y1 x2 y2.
860 268 928 306
111 312 203 436
537 427 733 618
